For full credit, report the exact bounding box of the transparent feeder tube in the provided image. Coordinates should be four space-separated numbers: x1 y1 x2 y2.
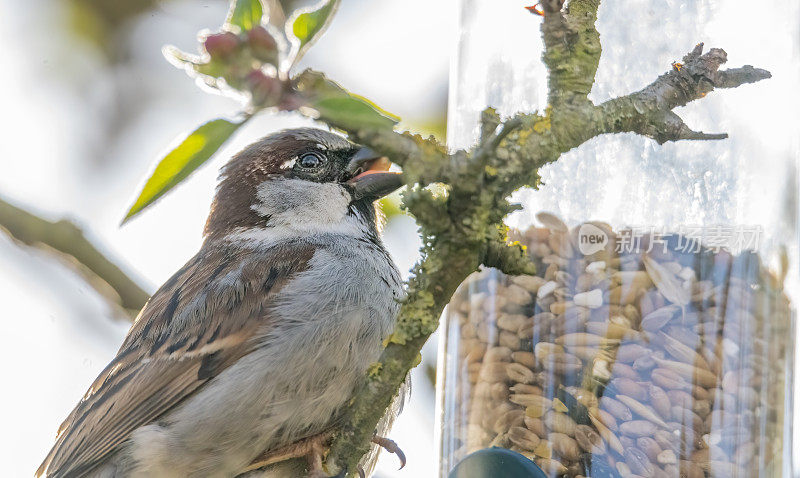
436 0 799 477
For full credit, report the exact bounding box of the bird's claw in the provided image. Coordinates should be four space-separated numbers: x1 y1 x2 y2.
371 435 406 470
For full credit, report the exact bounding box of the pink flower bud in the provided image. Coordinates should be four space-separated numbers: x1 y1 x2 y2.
204 32 240 59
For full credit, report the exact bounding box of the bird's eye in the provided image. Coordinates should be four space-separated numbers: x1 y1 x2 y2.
298 152 325 169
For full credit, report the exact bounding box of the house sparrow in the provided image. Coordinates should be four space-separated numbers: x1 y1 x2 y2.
37 128 407 478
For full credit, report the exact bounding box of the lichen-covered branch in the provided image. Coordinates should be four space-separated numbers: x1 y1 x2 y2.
245 2 772 475
0 196 149 316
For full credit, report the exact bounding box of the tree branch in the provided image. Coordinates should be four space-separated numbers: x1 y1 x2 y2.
0 196 149 316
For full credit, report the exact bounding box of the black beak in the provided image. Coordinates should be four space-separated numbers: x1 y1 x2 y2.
345 147 403 201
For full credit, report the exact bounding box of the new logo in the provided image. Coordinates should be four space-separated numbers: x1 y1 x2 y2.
577 223 608 255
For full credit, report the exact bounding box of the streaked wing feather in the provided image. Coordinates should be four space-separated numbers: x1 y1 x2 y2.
37 242 314 477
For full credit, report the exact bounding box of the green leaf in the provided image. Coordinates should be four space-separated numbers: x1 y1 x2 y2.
287 0 340 65
313 96 398 131
123 118 246 223
227 0 264 31
294 69 399 132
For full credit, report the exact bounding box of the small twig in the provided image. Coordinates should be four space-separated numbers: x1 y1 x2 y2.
597 44 771 144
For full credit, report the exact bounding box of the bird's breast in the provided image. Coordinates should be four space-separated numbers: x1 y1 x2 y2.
144 237 402 473
219 241 400 442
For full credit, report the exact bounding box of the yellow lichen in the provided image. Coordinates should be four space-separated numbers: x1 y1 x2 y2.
367 362 383 378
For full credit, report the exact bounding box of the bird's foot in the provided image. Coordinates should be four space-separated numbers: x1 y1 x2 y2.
243 431 333 476
304 434 327 478
244 432 404 477
371 434 406 470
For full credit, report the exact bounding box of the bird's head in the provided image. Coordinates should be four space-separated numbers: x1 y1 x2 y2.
204 128 403 242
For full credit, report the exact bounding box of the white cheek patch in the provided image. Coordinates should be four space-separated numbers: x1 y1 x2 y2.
215 130 382 245
251 178 351 226
232 178 366 246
